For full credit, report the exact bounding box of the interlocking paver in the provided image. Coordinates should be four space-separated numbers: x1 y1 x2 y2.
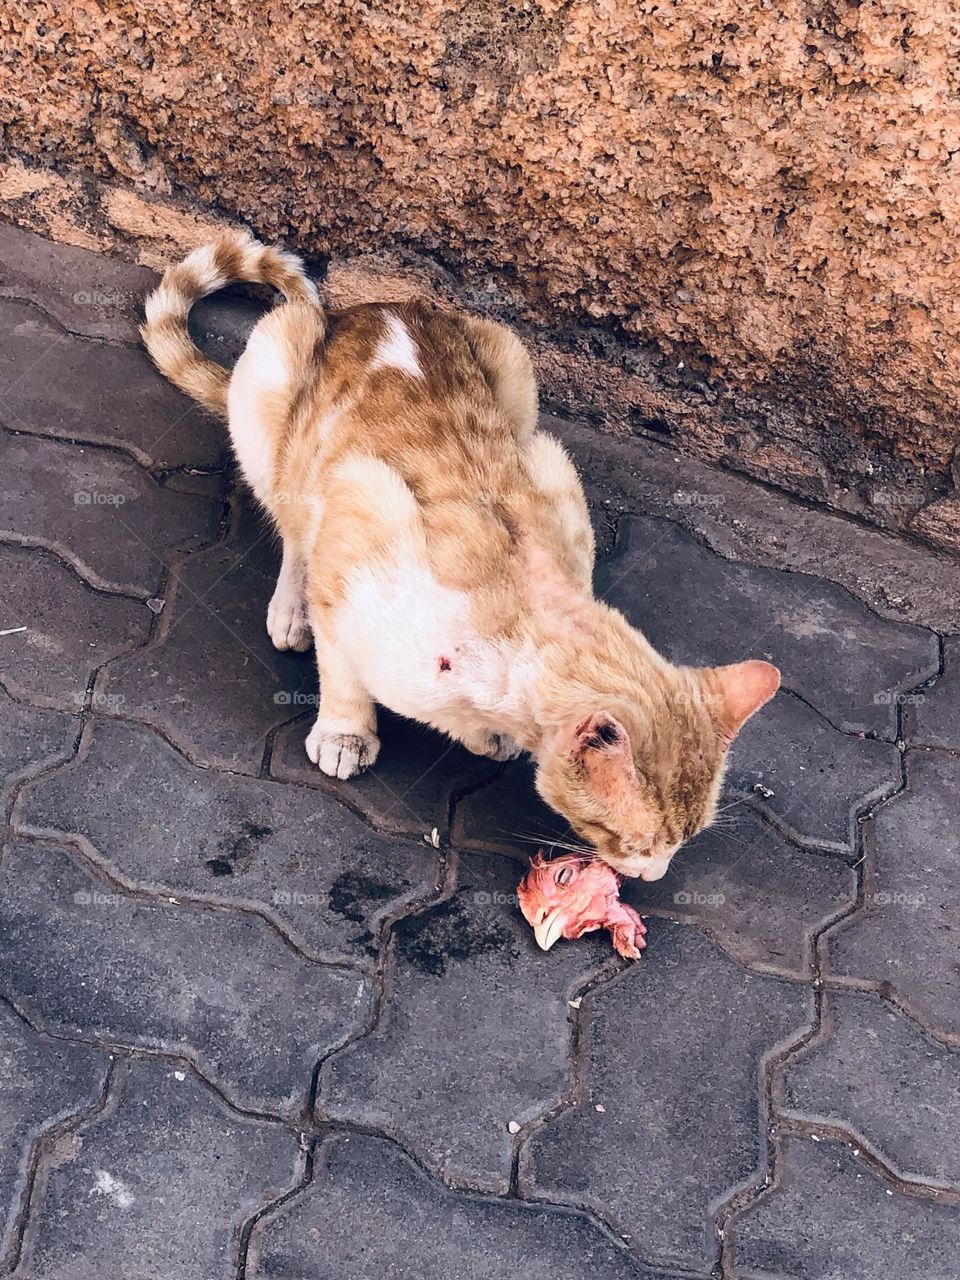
728 691 901 851
0 219 268 357
452 757 574 857
271 707 497 839
595 515 939 738
0 297 222 469
320 853 610 1194
520 924 810 1273
19 1058 298 1280
0 544 149 711
18 718 443 967
0 1002 107 1269
0 839 369 1118
624 810 853 978
0 219 155 344
97 503 314 772
0 430 220 596
905 635 960 750
730 1136 960 1279
827 750 960 1038
0 689 76 818
247 1132 676 1280
780 990 960 1188
191 291 266 367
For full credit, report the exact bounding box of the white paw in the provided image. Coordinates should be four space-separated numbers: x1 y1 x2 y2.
464 732 523 762
267 593 312 652
305 724 381 780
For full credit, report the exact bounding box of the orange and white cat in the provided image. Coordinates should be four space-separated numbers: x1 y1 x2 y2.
143 231 779 881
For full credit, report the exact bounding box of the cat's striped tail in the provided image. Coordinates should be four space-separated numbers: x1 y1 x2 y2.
141 229 322 417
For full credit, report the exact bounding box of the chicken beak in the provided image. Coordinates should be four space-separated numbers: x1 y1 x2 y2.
533 908 566 952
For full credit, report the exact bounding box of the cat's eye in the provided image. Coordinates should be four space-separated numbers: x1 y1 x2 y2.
555 865 574 886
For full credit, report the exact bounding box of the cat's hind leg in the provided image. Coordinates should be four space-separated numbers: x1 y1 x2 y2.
458 314 538 444
227 302 325 653
521 431 595 590
267 539 312 652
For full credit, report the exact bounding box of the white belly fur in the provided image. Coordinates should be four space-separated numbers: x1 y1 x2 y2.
334 555 535 741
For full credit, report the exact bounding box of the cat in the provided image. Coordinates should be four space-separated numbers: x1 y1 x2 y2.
142 230 780 882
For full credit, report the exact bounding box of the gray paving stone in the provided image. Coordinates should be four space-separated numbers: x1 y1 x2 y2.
521 924 810 1273
0 689 76 818
19 718 442 967
827 750 960 1038
191 290 267 367
19 1057 298 1280
0 298 222 469
0 219 156 343
905 635 960 751
97 503 313 772
451 757 572 858
0 430 220 596
248 1132 671 1280
730 1136 960 1279
0 1002 107 1270
0 545 149 711
0 840 369 1118
272 708 497 840
729 691 901 852
624 810 853 978
555 415 960 635
780 991 960 1189
320 853 610 1194
0 219 270 358
595 515 939 739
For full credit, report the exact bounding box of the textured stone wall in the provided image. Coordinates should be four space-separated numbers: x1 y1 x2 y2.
1 0 958 549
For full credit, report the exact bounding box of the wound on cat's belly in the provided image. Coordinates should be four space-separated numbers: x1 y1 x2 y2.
438 655 452 672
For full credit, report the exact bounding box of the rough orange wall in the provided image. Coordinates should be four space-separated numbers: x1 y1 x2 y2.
1 0 958 547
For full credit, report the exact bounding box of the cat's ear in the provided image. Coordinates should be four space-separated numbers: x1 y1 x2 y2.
706 660 781 742
571 713 638 796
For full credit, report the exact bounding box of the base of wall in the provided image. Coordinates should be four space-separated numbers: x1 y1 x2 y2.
2 152 956 557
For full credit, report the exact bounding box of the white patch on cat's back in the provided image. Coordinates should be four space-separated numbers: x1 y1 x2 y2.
370 312 423 379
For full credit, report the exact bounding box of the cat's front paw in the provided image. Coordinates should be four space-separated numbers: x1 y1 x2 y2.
462 731 523 762
267 594 312 653
305 723 381 780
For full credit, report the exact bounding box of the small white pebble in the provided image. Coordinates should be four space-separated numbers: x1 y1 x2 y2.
811 1134 821 1142
173 1071 186 1081
423 828 440 849
507 1120 521 1134
568 997 582 1010
886 1189 893 1196
595 1104 606 1113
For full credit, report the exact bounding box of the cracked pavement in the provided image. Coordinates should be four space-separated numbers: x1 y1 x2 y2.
0 220 958 1278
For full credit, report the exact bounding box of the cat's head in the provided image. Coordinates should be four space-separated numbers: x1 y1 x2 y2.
534 659 780 880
